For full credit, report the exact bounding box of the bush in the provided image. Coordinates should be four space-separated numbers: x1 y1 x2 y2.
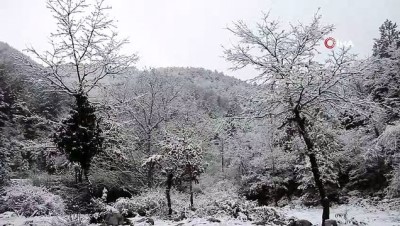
113 180 286 224
4 181 65 216
114 189 167 217
51 214 89 226
388 164 400 198
0 162 9 187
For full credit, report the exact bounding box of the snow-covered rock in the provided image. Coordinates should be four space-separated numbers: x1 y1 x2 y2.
0 211 17 218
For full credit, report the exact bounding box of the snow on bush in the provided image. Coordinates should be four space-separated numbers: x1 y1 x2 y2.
51 214 89 226
388 164 400 198
113 180 286 224
114 189 167 217
4 182 65 216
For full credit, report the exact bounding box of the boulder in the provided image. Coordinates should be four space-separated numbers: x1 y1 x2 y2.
90 211 127 226
137 208 146 216
254 219 286 226
324 219 338 226
104 211 125 226
287 219 312 226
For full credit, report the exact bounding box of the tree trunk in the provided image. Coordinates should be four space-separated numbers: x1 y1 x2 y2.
74 165 82 183
294 109 329 226
189 178 194 210
78 170 82 183
82 166 94 196
146 132 154 188
221 138 224 173
83 167 89 182
147 132 152 154
166 172 173 216
308 153 330 225
147 162 154 188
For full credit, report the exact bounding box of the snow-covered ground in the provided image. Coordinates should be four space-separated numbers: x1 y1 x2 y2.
129 204 400 226
282 204 400 226
1 201 400 226
131 217 255 226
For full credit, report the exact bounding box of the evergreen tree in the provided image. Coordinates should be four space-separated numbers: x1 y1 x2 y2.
54 94 103 182
373 20 400 58
368 20 400 123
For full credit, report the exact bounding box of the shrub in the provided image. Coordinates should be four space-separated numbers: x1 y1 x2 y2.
51 214 89 226
4 181 65 216
388 164 400 198
335 209 367 225
30 172 96 214
113 180 286 224
0 162 9 187
114 189 167 217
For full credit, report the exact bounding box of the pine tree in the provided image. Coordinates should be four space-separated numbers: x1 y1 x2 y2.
373 20 400 58
54 94 103 182
367 20 400 123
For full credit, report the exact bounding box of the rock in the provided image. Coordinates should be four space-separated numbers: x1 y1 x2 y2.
90 211 128 225
256 220 286 226
147 218 155 225
137 208 146 216
324 219 338 226
207 217 221 223
272 220 287 225
104 212 125 226
287 219 312 226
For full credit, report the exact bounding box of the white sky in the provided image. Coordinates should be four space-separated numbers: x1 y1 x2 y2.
1 0 399 80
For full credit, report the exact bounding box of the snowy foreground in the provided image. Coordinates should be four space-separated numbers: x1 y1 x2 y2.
1 202 399 226
282 204 400 226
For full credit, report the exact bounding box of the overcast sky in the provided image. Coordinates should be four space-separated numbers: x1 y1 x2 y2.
1 0 399 80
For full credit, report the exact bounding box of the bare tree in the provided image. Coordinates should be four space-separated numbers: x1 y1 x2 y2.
111 69 180 187
145 132 204 215
25 0 138 96
224 12 357 225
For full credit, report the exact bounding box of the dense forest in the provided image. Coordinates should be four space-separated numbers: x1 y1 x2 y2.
0 0 400 226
